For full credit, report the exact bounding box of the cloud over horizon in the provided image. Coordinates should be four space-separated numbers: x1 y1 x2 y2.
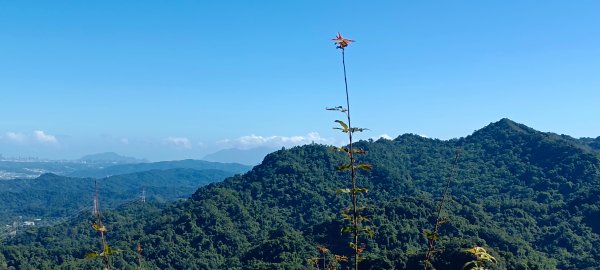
372 133 393 140
218 132 334 149
34 130 58 144
165 137 193 149
2 131 58 144
4 132 26 143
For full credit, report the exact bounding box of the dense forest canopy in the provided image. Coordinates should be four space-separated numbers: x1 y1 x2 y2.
0 168 237 226
1 119 599 269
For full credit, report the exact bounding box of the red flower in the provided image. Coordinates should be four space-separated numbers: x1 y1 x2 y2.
332 32 354 49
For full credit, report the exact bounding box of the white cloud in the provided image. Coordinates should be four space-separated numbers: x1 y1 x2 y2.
5 132 26 143
219 132 334 149
33 130 58 144
120 138 129 144
166 137 192 149
372 133 393 140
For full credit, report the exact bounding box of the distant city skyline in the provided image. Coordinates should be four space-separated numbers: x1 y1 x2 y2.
1 1 599 160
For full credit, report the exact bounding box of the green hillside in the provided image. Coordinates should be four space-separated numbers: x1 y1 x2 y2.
1 119 599 269
0 168 236 226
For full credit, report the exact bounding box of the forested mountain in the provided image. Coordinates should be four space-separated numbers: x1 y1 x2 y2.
66 159 251 178
0 168 236 226
1 119 599 269
0 158 249 180
579 137 600 151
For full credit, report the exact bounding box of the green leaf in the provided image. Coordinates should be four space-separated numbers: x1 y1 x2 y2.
332 146 349 153
84 252 100 259
478 253 497 263
326 106 348 113
355 164 373 171
423 229 438 241
462 261 476 270
326 106 342 111
437 217 449 225
349 127 369 133
341 213 353 221
335 147 367 154
353 148 368 154
92 223 107 232
352 187 368 194
341 226 353 234
336 188 351 194
362 226 375 238
334 120 349 133
356 214 369 222
337 164 352 171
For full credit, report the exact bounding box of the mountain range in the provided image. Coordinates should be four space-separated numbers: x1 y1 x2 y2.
78 152 148 164
1 119 599 269
66 159 251 178
202 147 277 165
0 157 251 180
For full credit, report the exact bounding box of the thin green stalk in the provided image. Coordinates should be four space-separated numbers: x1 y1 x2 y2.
330 32 367 270
93 180 112 270
341 47 359 270
423 150 461 270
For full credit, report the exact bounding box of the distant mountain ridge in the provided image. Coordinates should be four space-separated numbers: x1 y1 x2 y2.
202 147 277 165
0 158 251 180
78 152 147 164
67 159 251 178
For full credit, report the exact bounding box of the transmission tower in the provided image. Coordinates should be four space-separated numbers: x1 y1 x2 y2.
93 180 99 216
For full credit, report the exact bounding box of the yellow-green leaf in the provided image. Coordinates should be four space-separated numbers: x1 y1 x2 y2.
84 252 100 259
336 188 351 194
353 148 368 155
341 213 353 221
337 164 352 171
332 146 349 153
462 261 476 270
92 223 107 232
355 164 373 171
334 120 349 133
352 187 368 193
341 227 353 234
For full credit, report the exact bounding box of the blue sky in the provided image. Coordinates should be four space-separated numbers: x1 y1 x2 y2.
1 1 599 161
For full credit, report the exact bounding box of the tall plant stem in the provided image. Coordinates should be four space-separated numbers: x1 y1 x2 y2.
95 180 111 270
423 150 461 270
341 47 358 270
